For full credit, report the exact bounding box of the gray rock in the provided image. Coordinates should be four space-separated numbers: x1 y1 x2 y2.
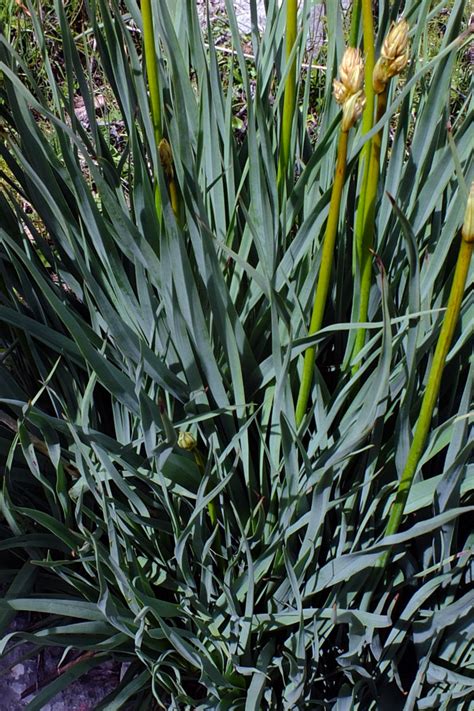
0 616 122 711
197 1 352 51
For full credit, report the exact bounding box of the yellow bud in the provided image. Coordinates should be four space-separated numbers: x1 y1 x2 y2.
332 79 348 105
393 51 409 74
178 431 197 451
373 18 409 93
341 90 366 132
373 57 389 94
159 138 174 179
338 47 365 96
382 18 409 62
462 182 474 244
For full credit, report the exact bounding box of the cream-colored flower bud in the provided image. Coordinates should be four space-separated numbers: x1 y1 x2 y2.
159 138 174 179
382 18 409 62
389 51 409 76
462 182 474 244
332 79 348 105
341 90 366 132
339 47 364 96
178 431 197 451
373 18 410 93
373 57 390 94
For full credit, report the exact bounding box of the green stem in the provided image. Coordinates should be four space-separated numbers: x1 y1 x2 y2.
359 0 376 157
379 237 473 569
349 0 362 48
355 0 376 232
141 0 163 218
277 0 298 197
352 89 387 367
349 0 375 365
295 129 349 426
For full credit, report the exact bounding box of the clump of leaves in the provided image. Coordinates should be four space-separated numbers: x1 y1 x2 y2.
0 0 472 708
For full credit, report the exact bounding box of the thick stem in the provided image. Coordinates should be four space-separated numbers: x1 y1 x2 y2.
379 237 473 568
277 0 298 196
350 0 376 364
141 0 163 217
349 0 362 48
352 89 387 366
295 129 349 426
359 0 376 145
354 0 376 237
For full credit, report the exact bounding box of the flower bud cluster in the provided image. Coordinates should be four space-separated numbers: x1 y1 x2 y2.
373 18 410 94
332 47 366 131
178 431 197 451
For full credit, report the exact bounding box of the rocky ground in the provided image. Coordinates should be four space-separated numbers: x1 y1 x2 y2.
197 0 328 48
0 616 124 710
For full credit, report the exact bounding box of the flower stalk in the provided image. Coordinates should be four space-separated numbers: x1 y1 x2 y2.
178 432 220 535
349 0 375 374
352 19 409 370
379 183 474 568
296 49 365 427
353 0 376 239
349 0 362 48
141 0 163 218
277 0 298 197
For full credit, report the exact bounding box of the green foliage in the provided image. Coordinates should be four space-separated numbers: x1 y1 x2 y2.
0 0 473 708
